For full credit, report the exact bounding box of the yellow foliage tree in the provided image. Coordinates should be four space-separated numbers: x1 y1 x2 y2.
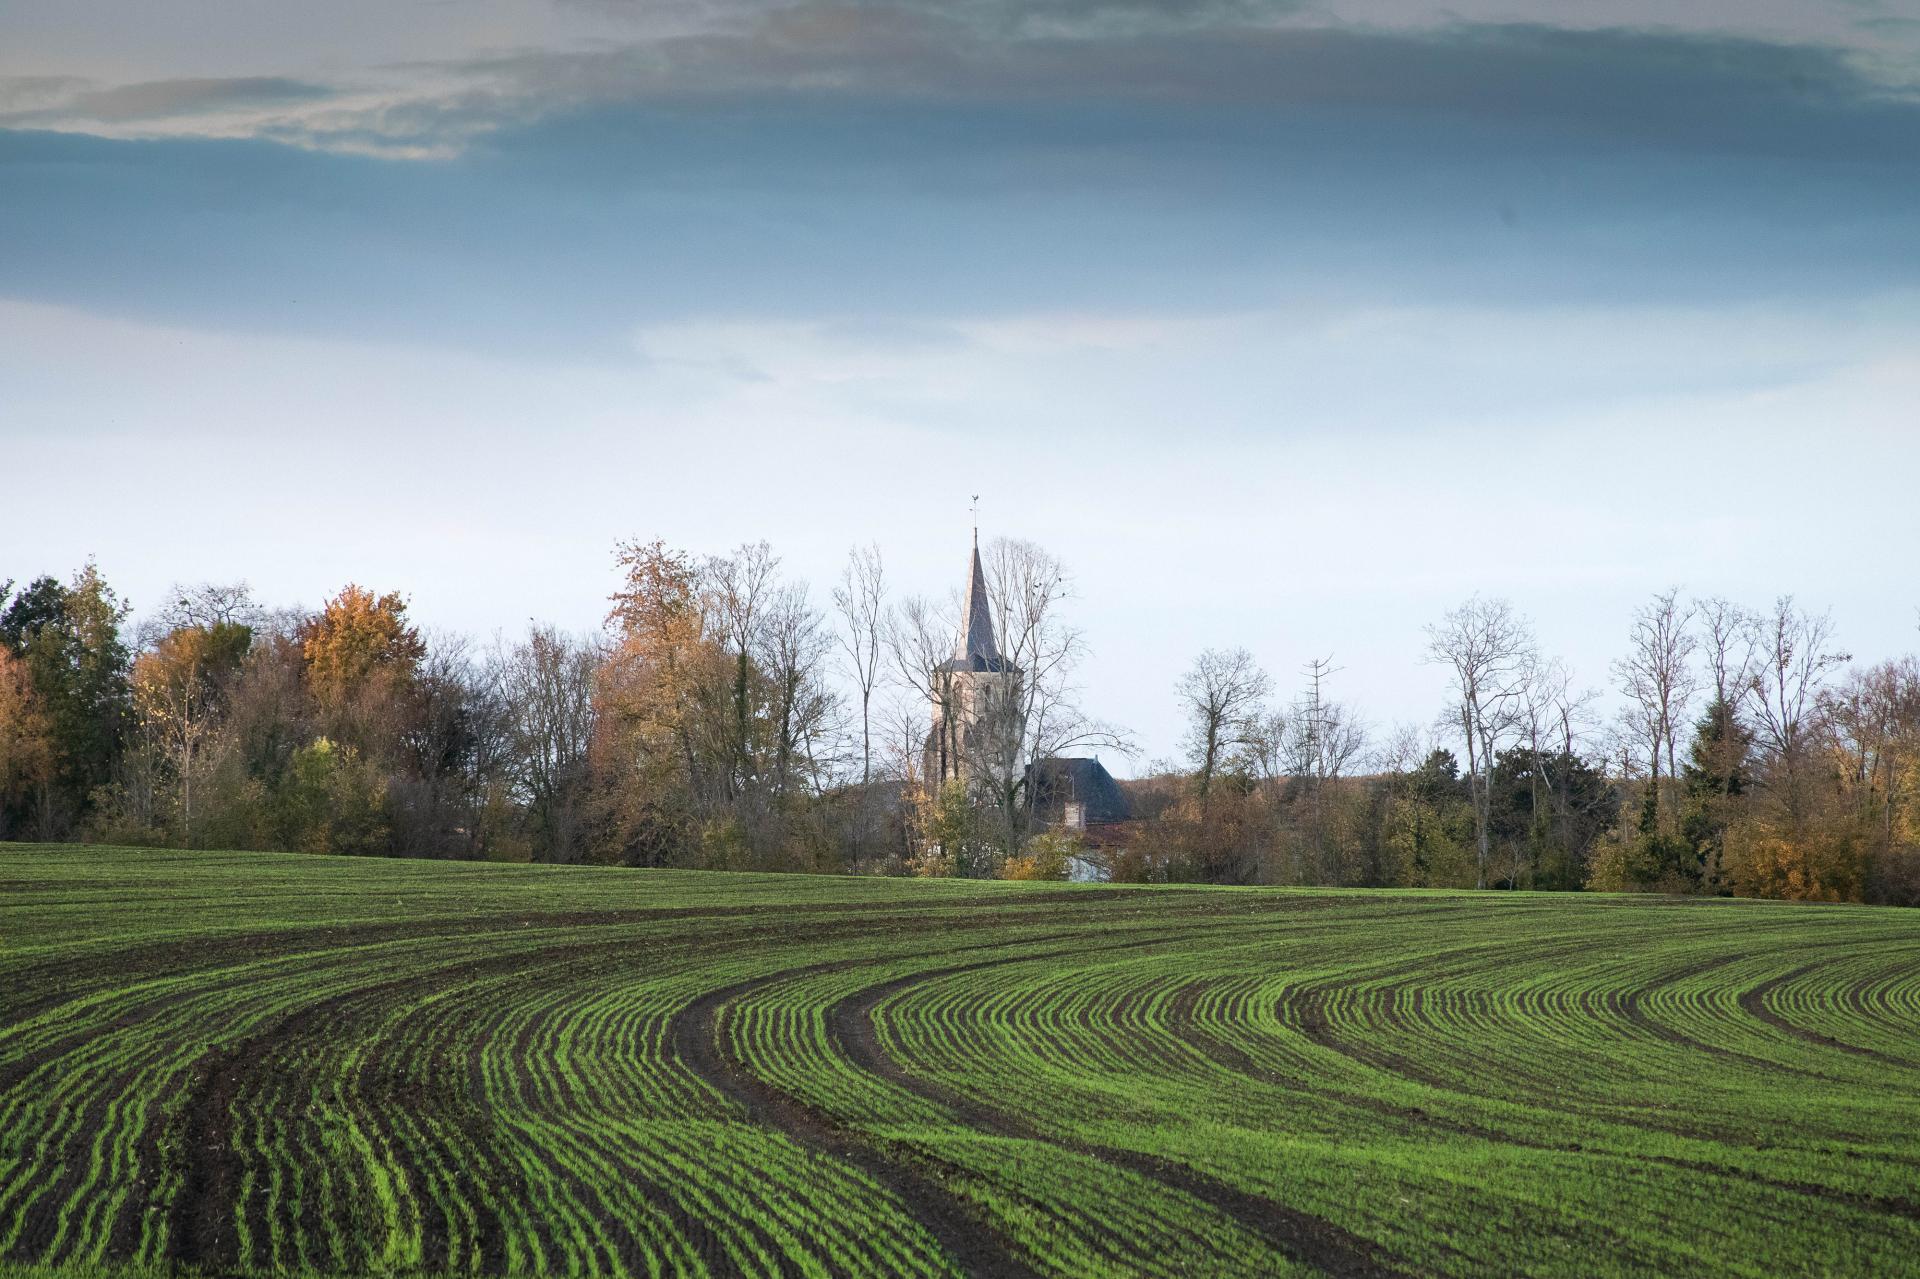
1721 817 1862 903
131 622 252 836
591 541 722 864
301 586 424 706
1001 830 1079 881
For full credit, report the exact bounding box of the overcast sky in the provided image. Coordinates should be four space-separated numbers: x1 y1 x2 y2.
5 0 1919 770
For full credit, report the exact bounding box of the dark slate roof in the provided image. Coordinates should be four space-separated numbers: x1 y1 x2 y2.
936 653 1018 673
958 536 1001 664
935 533 1018 674
1026 757 1133 825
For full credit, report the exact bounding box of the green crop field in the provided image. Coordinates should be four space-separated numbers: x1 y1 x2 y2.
2 846 1917 1279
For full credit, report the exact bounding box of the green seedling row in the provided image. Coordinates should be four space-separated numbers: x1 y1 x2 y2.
2 845 1917 1278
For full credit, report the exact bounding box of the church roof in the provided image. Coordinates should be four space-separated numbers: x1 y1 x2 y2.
1027 757 1133 825
933 530 1020 674
954 533 1003 666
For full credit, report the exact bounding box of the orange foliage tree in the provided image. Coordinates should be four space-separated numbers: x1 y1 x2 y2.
0 647 56 836
299 585 425 747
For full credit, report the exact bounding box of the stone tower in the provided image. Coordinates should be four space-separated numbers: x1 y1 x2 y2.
926 531 1023 790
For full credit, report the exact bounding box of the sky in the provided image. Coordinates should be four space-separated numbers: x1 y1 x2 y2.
4 0 1919 770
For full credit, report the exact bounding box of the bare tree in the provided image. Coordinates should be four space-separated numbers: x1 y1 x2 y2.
1612 587 1699 812
1247 706 1294 787
756 580 839 796
978 537 1132 846
1529 656 1600 827
164 581 261 630
1425 597 1536 889
1504 653 1600 886
1372 722 1431 778
878 695 929 788
832 544 887 788
1177 647 1271 799
1695 597 1758 713
1746 596 1849 822
495 625 600 862
703 542 781 797
884 593 959 785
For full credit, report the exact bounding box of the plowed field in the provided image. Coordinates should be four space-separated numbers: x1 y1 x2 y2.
3 845 1917 1278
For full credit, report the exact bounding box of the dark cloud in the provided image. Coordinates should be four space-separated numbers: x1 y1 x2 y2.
0 76 335 128
436 13 1914 147
1 19 1915 355
69 77 333 122
12 16 1914 159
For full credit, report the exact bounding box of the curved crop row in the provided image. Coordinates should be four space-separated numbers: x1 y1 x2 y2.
2 846 1917 1278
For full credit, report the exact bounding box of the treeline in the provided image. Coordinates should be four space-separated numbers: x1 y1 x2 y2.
1145 593 1920 905
0 547 869 868
2 554 1916 905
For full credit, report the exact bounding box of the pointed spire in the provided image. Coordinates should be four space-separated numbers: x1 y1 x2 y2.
958 535 1001 664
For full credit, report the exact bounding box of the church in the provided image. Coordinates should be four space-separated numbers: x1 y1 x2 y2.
923 532 1131 840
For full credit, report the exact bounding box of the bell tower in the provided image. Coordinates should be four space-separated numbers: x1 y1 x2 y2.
926 525 1023 790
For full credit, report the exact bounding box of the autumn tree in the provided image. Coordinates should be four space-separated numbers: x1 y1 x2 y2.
595 538 839 868
1819 658 1920 902
131 617 252 839
0 646 56 838
299 585 426 752
595 540 712 863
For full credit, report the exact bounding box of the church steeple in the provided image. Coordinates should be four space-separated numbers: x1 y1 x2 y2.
926 516 1023 788
958 532 1001 665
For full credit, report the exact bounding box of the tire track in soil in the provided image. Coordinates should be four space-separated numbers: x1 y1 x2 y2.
161 971 465 1273
117 922 916 1272
653 919 1200 1278
2 982 298 1266
1603 955 1847 1084
669 969 1037 1279
1168 984 1920 1229
19 904 1176 1273
1738 964 1920 1067
827 945 1417 1279
1278 986 1762 1148
164 1041 251 1272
